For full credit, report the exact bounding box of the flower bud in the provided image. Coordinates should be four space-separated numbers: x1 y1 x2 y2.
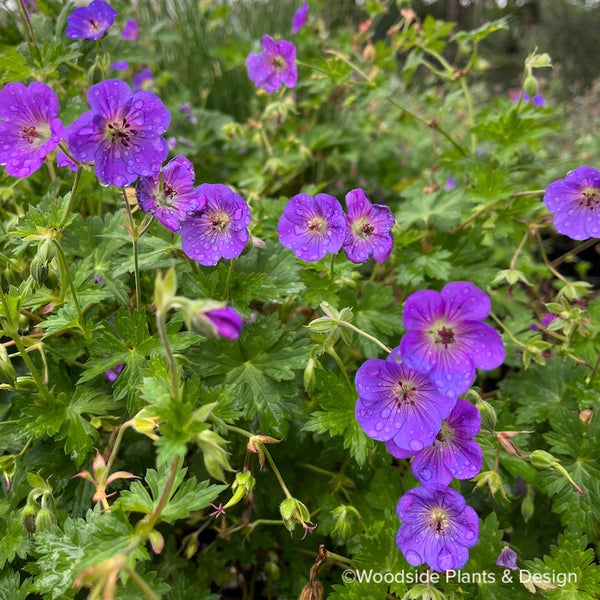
196 429 233 481
476 399 497 432
148 529 164 554
521 492 534 523
30 256 49 285
473 470 508 501
529 450 554 469
34 507 55 531
0 344 16 386
21 503 37 534
279 497 316 538
523 75 538 98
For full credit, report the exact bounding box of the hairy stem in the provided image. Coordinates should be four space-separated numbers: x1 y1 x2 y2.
337 320 392 353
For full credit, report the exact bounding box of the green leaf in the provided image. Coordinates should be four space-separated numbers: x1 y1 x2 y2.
304 371 373 465
0 46 31 84
0 570 30 600
0 499 31 569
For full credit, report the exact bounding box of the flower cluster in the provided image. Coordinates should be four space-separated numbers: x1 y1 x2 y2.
278 188 394 264
354 281 504 571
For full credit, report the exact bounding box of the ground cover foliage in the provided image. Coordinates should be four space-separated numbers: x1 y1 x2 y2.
0 1 600 599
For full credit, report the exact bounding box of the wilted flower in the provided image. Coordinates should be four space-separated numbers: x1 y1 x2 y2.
292 2 309 34
121 19 138 41
66 0 117 40
67 79 170 187
205 307 243 340
135 154 204 231
0 82 63 178
396 485 479 571
342 188 394 264
400 281 504 397
543 166 600 240
354 355 455 452
278 193 345 261
496 546 519 570
246 35 297 93
179 183 251 266
386 398 482 485
510 90 545 107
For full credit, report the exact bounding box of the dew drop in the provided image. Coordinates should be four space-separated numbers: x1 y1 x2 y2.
409 439 423 451
404 550 422 565
419 467 432 481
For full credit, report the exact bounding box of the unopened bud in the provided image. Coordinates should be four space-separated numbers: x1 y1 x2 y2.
523 75 538 98
0 344 16 385
35 507 55 531
30 256 49 285
529 450 554 469
476 399 497 432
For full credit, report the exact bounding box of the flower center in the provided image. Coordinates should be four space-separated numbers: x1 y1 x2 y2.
307 216 326 235
393 381 416 406
435 326 455 348
580 187 600 209
106 117 137 148
209 211 230 232
21 125 39 145
155 182 178 208
88 18 100 32
429 508 449 534
434 421 453 445
351 218 375 239
269 55 286 72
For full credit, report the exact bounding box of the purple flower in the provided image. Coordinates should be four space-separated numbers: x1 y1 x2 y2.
133 68 155 92
342 188 394 264
400 282 505 398
386 398 482 485
354 356 455 452
511 91 545 107
246 35 297 93
396 485 479 572
496 546 519 570
0 82 63 178
67 79 170 187
292 2 309 34
135 154 204 231
278 193 345 261
57 149 77 172
121 19 138 41
105 363 124 382
66 0 117 40
444 177 456 191
205 307 243 340
111 60 129 71
178 184 251 266
543 166 600 240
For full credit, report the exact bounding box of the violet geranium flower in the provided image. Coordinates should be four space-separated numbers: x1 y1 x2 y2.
66 0 117 40
133 68 155 92
121 19 139 41
386 398 482 485
342 188 394 264
543 166 600 240
396 485 479 572
135 154 204 232
292 2 309 34
246 35 297 93
57 149 77 172
0 82 63 178
400 282 504 398
205 307 243 340
354 356 455 452
278 193 345 262
496 546 519 570
178 184 251 266
67 79 170 187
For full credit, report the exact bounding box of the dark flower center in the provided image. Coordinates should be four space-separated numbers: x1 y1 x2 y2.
435 326 455 348
155 182 178 208
209 211 230 232
106 117 138 148
361 223 375 236
21 125 39 144
580 188 600 209
434 421 453 445
88 18 100 32
393 382 416 406
351 217 375 239
307 216 326 234
269 56 285 72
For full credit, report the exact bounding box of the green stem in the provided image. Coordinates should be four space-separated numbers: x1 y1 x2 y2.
535 231 570 286
327 347 352 388
489 312 529 350
156 313 178 401
327 551 355 566
121 187 140 309
104 421 131 476
386 97 466 156
509 230 530 270
16 0 39 50
0 289 54 403
262 446 293 499
144 457 180 530
587 352 600 385
122 565 161 600
223 259 236 301
58 167 82 230
54 241 85 324
329 253 336 283
459 77 477 153
337 320 391 353
212 416 253 439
